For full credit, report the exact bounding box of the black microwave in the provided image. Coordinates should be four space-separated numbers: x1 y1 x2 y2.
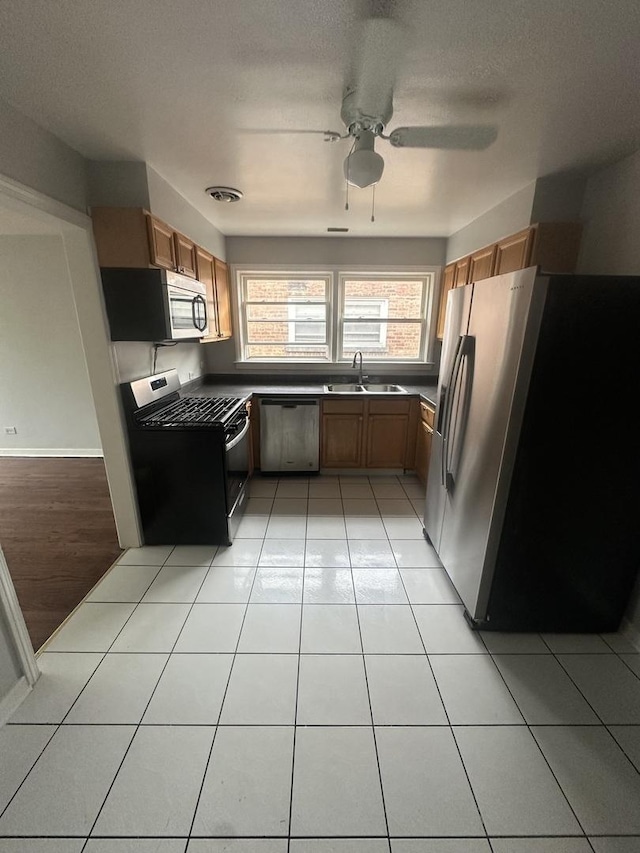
100 267 208 341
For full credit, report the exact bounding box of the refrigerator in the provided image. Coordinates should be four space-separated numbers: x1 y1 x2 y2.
424 266 640 632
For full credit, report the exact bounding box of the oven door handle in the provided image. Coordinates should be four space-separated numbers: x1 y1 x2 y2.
225 416 250 451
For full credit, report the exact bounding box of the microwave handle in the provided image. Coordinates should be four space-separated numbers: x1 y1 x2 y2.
192 295 207 332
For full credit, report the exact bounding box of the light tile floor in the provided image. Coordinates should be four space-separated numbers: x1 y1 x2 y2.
1 473 640 852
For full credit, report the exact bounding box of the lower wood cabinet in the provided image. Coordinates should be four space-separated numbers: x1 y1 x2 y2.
321 398 411 469
415 401 435 487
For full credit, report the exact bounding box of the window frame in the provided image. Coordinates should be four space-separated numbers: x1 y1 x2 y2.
233 265 440 370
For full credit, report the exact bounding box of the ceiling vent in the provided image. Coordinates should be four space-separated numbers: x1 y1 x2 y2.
327 227 349 232
205 186 243 203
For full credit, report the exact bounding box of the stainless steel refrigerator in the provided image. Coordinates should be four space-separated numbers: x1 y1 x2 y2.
424 266 640 632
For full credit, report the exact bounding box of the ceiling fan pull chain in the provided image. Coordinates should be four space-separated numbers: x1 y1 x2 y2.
371 183 376 222
345 138 355 211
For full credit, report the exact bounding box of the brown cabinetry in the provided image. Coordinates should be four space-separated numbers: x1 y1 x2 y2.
365 399 411 468
321 399 365 468
469 244 497 282
146 215 177 271
435 263 456 341
173 231 198 278
213 259 233 340
415 401 435 487
320 398 411 469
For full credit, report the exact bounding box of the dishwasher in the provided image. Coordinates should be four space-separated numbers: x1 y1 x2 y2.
259 398 320 473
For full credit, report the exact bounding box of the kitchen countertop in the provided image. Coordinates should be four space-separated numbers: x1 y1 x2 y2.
185 374 439 407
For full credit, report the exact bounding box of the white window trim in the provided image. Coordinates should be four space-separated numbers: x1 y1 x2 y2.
232 264 440 371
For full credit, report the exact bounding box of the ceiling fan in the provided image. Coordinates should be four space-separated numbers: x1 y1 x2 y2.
316 16 499 189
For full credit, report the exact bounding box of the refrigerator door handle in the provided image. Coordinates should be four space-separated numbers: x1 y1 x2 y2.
440 334 465 487
444 335 475 492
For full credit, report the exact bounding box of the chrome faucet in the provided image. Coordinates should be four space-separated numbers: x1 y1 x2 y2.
352 351 367 385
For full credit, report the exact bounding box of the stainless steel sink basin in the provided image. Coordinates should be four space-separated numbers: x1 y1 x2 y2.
324 383 365 393
362 383 407 393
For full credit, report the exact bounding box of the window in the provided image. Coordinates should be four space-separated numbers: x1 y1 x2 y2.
237 269 434 363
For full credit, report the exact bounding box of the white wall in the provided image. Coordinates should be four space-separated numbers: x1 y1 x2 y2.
0 235 101 453
0 98 87 212
112 341 204 385
0 609 21 699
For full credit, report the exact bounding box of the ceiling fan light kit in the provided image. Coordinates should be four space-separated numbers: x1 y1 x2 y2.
344 129 385 188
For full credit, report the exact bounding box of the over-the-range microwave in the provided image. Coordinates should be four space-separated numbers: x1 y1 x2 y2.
100 267 209 341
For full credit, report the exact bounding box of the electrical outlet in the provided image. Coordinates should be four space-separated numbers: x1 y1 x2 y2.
4 426 17 435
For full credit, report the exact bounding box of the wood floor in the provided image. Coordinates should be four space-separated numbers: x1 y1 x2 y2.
0 457 123 651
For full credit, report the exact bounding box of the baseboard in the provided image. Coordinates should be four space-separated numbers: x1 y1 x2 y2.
0 676 32 726
0 448 103 458
619 616 640 652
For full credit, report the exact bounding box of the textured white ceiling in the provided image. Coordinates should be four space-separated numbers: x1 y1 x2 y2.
0 0 639 237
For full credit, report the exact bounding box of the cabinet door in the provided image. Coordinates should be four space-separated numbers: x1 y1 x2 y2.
415 419 433 487
454 257 470 287
196 247 220 340
436 263 456 340
495 227 534 274
214 259 233 339
321 414 363 467
146 215 176 270
468 244 497 283
174 232 198 278
366 414 409 468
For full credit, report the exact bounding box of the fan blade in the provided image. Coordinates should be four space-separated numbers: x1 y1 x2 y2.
346 17 407 121
388 125 498 150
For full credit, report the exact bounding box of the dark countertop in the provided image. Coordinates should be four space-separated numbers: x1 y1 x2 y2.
184 374 439 407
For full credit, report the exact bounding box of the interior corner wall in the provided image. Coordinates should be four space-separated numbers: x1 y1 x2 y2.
87 161 151 209
530 172 587 224
0 235 102 453
0 97 87 212
445 184 536 263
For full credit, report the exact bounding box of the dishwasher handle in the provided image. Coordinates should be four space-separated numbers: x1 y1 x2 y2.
260 398 319 407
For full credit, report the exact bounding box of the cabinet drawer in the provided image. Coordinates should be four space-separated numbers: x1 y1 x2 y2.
368 399 412 415
420 402 435 426
322 398 365 415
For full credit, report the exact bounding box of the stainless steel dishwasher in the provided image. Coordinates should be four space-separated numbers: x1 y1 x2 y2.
259 398 320 473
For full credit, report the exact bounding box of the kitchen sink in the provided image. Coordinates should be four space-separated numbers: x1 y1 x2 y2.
324 383 408 394
362 383 407 393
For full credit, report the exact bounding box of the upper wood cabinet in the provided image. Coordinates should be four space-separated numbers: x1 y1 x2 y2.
146 215 177 271
435 263 456 341
173 231 198 278
469 244 497 282
214 259 233 340
453 256 471 288
196 252 233 343
494 227 534 275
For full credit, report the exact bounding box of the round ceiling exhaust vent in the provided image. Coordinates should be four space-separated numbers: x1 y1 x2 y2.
205 186 243 203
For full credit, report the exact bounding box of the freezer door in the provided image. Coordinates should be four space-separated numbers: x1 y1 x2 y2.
437 268 542 620
424 285 472 550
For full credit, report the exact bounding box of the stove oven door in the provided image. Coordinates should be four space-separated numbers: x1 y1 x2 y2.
225 411 251 538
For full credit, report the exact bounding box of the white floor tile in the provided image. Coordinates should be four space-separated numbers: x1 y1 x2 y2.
86 840 187 852
45 602 136 652
164 545 217 567
621 654 640 677
377 499 415 517
532 725 640 834
454 726 581 836
413 605 487 654
266 516 307 539
358 604 423 653
117 546 174 566
272 498 308 516
344 516 387 539
293 842 388 853
493 654 600 724
400 568 460 604
192 726 294 837
608 725 640 772
389 539 441 567
276 480 309 498
589 840 640 853
291 727 386 836
93 726 214 836
0 725 134 836
212 539 263 566
400 483 427 501
250 567 304 603
297 655 371 724
245 498 274 514
109 603 191 652
340 483 374 499
305 539 351 568
235 514 270 538
306 515 347 539
141 565 208 602
259 538 306 567
249 479 279 498
63 652 167 724
542 633 613 653
220 654 298 724
174 603 245 652
0 724 56 814
410 499 424 517
600 633 640 653
371 483 405 499
303 568 355 604
430 654 524 724
339 475 369 484
342 499 379 517
480 632 550 653
86 564 160 602
300 605 361 653
238 604 301 653
352 569 408 603
308 481 341 498
10 652 102 723
142 653 233 724
376 726 483 837
348 540 396 568
382 516 425 539
557 653 640 723
196 566 256 603
392 843 491 853
308 498 344 516
189 841 287 853
0 841 86 853
491 841 592 853
365 655 447 725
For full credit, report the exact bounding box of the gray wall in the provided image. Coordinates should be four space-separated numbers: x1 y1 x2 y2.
112 341 204 385
0 235 101 452
0 609 22 700
0 97 86 211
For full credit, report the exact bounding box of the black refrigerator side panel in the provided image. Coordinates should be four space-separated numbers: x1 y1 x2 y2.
486 276 640 632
